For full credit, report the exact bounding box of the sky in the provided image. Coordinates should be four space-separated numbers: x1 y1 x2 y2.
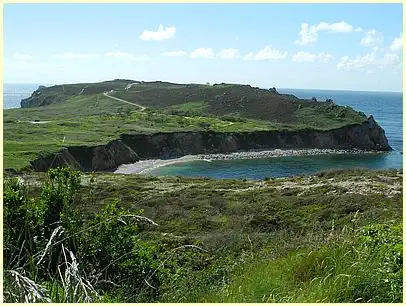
4 3 403 92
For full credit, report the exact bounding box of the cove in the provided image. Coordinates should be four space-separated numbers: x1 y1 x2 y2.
146 152 402 180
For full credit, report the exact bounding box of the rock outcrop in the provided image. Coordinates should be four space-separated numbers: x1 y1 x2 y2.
29 116 391 172
30 140 139 172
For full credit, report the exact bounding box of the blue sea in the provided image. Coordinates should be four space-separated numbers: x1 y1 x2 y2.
3 83 44 109
3 84 403 179
148 88 403 179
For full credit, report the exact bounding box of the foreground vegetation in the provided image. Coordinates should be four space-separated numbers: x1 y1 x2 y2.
4 79 366 170
4 167 402 302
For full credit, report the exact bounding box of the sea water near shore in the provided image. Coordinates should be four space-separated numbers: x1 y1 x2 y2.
3 83 44 109
3 85 403 179
135 89 403 179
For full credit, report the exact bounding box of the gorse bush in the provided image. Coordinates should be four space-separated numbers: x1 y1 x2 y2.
3 167 204 302
3 168 403 302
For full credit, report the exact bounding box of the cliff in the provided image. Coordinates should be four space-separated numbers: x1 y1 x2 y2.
29 115 391 172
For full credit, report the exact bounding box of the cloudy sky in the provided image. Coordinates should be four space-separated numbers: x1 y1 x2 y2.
4 3 403 92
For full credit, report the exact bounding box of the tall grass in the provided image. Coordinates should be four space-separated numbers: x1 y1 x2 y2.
3 168 403 302
199 223 402 303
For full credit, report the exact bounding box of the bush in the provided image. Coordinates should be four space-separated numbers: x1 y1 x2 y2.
3 167 198 302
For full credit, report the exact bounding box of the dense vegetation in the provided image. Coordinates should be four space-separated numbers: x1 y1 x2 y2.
4 79 400 302
4 167 402 302
4 79 366 170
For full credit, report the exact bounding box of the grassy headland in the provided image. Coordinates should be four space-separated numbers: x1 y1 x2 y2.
3 80 401 303
4 80 366 170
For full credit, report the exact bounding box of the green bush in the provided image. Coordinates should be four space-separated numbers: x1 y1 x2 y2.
3 167 197 302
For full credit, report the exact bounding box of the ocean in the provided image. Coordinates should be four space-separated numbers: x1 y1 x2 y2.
3 83 44 109
148 88 403 179
3 84 403 179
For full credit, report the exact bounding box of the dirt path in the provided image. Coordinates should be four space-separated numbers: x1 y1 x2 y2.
103 90 146 111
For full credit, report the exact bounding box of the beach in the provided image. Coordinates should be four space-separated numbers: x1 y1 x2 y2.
114 148 383 175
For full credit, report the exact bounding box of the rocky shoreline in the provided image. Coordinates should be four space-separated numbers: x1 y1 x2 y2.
29 116 391 172
114 148 385 175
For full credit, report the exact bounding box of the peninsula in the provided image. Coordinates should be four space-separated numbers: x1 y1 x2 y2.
5 79 391 172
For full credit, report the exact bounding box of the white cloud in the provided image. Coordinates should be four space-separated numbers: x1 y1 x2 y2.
382 53 400 66
337 53 375 71
104 52 149 60
244 46 287 61
161 50 188 57
360 29 383 47
218 48 240 59
12 52 36 61
139 24 176 41
390 34 403 51
189 48 214 59
292 51 333 63
337 52 401 71
52 52 100 59
295 21 354 45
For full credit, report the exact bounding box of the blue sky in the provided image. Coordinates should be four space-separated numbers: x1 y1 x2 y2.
4 3 403 92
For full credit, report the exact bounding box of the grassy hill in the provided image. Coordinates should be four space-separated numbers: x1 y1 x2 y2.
21 79 366 128
5 80 367 170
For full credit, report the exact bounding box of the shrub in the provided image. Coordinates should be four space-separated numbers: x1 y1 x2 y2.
3 167 188 302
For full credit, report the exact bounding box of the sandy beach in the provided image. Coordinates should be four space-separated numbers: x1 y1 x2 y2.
114 148 382 175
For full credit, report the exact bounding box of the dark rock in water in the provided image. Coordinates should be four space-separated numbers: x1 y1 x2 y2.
365 115 391 151
29 117 391 172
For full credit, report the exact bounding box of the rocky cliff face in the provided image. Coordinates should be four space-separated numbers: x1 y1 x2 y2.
30 140 139 172
29 116 391 172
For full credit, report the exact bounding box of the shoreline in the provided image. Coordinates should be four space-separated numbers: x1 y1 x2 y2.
114 148 385 175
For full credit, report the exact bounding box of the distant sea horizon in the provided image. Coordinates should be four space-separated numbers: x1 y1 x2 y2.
3 81 402 110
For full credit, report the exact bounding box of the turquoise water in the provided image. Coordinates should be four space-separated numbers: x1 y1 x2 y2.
149 89 403 179
148 153 398 179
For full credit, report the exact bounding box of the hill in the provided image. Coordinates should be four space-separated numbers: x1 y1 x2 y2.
4 80 389 171
21 79 366 129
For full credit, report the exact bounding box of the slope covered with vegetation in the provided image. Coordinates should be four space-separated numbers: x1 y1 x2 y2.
3 167 402 302
5 80 368 170
21 79 366 129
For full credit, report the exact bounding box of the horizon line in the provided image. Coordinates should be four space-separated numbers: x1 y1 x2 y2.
3 81 403 94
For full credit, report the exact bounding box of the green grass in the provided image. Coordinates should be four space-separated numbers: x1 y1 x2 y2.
4 94 295 170
163 101 209 114
4 168 402 302
110 82 365 129
200 223 402 302
5 80 369 170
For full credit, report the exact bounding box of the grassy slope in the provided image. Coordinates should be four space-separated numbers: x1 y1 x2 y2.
5 80 366 170
12 168 403 302
85 168 404 302
111 82 365 128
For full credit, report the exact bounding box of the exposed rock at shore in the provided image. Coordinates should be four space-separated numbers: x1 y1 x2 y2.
30 140 139 172
29 116 391 172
